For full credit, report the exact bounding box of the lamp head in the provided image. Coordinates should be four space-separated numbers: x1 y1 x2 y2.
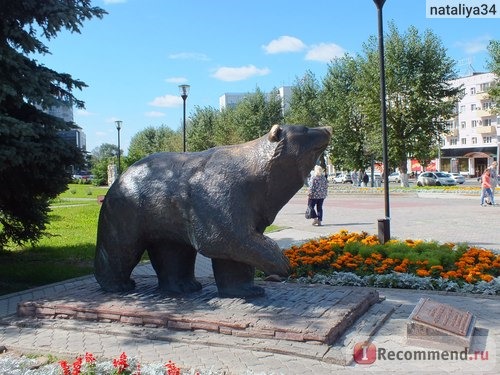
373 0 386 9
115 120 122 130
179 84 190 99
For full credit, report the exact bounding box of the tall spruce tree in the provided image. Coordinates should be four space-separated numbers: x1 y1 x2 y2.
0 1 106 248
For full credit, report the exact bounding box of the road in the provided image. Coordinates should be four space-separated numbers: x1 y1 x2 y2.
270 189 500 252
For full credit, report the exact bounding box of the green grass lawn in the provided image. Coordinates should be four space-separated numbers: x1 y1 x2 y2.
0 184 107 295
0 187 104 295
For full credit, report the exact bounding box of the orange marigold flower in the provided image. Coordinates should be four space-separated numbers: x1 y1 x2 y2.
416 269 430 277
480 274 494 282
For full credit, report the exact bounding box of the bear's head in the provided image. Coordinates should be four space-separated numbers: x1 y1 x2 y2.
262 124 331 212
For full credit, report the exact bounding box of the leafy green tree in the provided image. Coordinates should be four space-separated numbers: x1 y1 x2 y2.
0 0 106 248
286 71 322 126
358 23 461 185
213 107 243 146
188 105 244 151
321 55 373 171
187 106 220 151
487 40 500 114
90 143 118 186
126 125 181 166
232 87 284 141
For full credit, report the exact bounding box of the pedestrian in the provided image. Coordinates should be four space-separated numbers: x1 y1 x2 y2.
480 168 496 206
488 161 498 201
307 165 328 226
362 171 369 187
351 170 358 187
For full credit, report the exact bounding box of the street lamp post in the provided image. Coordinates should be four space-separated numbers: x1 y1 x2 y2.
115 120 122 175
179 84 190 152
373 0 391 243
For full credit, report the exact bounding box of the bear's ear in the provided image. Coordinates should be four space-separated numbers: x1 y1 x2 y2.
268 124 282 143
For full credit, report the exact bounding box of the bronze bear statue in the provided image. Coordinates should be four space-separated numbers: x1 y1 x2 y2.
95 124 331 297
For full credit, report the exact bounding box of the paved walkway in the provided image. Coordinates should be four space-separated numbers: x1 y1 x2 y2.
0 190 499 374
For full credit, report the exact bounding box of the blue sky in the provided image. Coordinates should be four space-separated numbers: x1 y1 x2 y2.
37 0 500 153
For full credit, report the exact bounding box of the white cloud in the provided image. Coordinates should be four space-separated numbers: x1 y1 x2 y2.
262 36 306 54
168 52 210 61
212 65 271 82
305 43 346 62
455 35 491 55
165 77 188 84
149 95 182 107
75 109 95 116
145 111 166 117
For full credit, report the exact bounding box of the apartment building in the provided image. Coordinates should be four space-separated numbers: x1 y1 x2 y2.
219 86 292 115
441 72 498 177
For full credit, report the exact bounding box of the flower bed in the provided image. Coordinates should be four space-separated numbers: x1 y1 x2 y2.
57 352 187 375
284 230 500 294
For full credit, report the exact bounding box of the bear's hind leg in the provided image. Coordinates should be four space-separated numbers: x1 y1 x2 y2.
147 243 202 294
212 258 264 298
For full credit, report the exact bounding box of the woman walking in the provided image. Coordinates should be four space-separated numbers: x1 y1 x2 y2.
307 165 328 226
481 168 496 206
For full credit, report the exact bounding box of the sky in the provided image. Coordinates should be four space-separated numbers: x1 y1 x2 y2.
36 0 500 154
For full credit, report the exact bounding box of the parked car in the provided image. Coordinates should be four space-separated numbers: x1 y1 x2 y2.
388 172 401 183
332 173 353 184
367 172 382 185
416 171 456 186
448 172 465 184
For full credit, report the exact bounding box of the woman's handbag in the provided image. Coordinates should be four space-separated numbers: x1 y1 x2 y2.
305 206 312 219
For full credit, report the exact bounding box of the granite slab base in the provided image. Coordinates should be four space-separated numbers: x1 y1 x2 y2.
17 276 379 346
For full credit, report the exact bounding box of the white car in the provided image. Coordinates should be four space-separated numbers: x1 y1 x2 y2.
332 173 353 184
448 172 465 184
388 172 401 183
417 172 457 186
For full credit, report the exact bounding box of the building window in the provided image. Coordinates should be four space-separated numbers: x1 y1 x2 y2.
460 105 465 113
461 138 467 145
471 104 477 111
471 120 478 127
484 118 492 126
470 87 476 95
461 121 466 128
450 138 458 145
480 82 491 92
472 137 477 144
483 102 493 110
483 136 492 144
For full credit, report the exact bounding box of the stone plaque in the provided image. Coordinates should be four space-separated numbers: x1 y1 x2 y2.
411 298 473 336
407 298 477 350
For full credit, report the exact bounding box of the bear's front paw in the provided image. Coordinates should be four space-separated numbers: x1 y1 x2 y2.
158 278 202 294
98 278 136 293
218 285 265 299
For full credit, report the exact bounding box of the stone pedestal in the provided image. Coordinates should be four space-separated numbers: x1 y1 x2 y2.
407 297 476 351
107 164 117 186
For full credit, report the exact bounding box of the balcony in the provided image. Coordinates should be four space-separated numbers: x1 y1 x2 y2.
475 109 492 117
476 92 490 101
445 129 459 137
476 126 496 134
